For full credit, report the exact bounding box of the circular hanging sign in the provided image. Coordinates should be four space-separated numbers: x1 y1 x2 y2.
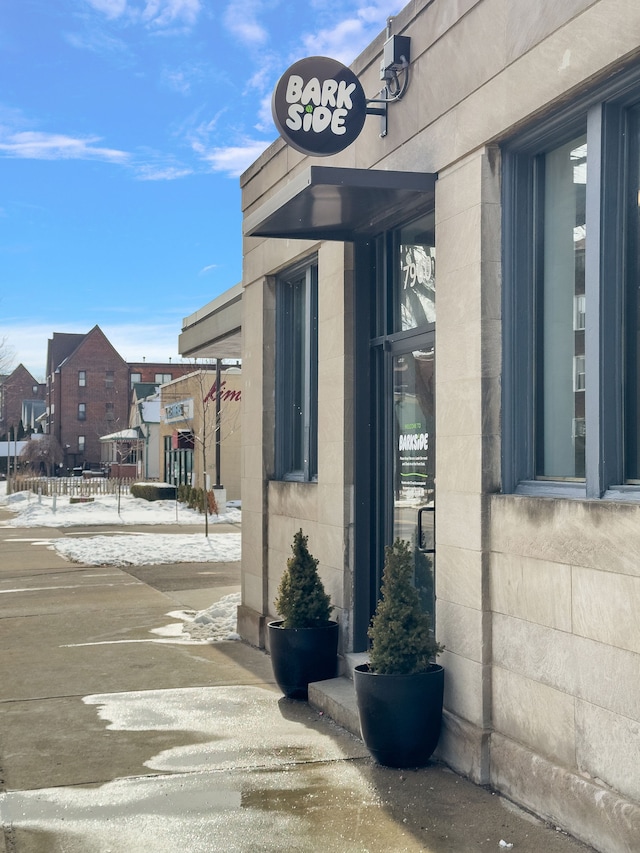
272 56 367 157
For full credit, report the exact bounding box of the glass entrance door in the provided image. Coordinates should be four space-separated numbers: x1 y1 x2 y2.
352 209 436 649
392 343 435 622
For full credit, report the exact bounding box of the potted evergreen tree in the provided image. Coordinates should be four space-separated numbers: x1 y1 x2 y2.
268 529 338 700
354 538 444 767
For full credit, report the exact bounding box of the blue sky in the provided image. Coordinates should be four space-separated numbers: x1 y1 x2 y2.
0 0 404 379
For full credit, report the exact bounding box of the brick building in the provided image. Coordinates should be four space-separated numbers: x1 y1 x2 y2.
0 364 45 439
45 326 130 472
127 361 193 390
44 327 197 474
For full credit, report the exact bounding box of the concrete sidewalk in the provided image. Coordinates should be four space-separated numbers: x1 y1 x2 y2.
0 513 595 852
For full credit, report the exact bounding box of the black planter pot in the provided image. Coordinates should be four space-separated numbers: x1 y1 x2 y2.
353 663 444 768
267 620 339 700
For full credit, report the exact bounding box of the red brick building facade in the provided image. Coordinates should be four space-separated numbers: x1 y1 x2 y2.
0 364 45 439
44 328 196 473
127 361 193 389
46 326 130 472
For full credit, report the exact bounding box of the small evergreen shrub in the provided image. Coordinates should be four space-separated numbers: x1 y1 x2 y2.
274 529 333 629
131 483 176 501
368 538 443 675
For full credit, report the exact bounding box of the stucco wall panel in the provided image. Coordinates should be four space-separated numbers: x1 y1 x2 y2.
441 649 490 728
436 491 485 550
491 495 640 578
572 567 640 654
268 482 318 525
415 0 507 133
492 666 576 768
493 613 640 722
576 700 640 803
438 434 483 494
491 732 640 853
490 551 573 632
437 376 481 438
438 598 486 663
436 543 484 611
505 0 598 61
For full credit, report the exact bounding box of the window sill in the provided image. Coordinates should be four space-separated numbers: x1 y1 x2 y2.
511 482 640 503
514 480 586 499
603 487 640 503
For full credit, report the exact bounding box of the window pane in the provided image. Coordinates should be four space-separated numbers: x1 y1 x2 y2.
289 279 306 472
276 263 318 481
625 110 640 482
397 212 436 332
538 136 587 479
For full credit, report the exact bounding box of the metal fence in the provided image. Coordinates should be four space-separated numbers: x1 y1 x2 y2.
8 476 136 497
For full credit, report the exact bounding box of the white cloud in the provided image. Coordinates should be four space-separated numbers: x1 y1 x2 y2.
99 322 184 363
135 163 193 180
84 0 128 19
254 94 274 135
223 2 268 45
0 321 186 381
0 131 129 163
141 0 201 29
84 0 201 29
198 264 218 276
198 139 273 177
299 1 406 65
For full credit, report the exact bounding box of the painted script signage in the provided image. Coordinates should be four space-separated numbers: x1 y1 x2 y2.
272 56 367 156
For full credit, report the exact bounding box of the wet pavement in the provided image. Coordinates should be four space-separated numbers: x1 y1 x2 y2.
0 510 595 853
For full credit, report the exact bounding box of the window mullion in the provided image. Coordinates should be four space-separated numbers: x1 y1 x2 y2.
302 268 312 481
588 102 625 495
585 104 604 498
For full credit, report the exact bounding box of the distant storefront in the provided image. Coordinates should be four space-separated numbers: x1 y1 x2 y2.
159 369 241 501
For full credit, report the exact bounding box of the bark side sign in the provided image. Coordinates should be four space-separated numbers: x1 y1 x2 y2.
272 56 367 156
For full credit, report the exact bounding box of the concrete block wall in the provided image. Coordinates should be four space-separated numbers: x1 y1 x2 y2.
433 147 501 783
489 495 640 851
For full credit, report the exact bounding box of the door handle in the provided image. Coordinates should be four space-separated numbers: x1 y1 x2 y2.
417 506 435 554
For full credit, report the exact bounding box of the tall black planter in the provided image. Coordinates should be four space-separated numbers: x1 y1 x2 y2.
268 620 339 700
353 663 444 767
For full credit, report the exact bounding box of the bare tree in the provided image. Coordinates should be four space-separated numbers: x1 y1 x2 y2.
0 336 14 376
21 436 64 477
162 361 241 537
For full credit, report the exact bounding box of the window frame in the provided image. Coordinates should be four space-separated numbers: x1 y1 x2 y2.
78 370 86 387
275 256 318 483
502 66 640 500
77 403 86 421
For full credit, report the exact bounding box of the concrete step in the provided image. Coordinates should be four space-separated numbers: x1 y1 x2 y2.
307 652 369 739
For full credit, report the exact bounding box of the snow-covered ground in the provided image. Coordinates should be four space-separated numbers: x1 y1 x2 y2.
0 483 241 529
0 481 242 642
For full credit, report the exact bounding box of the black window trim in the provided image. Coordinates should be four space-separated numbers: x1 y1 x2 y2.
502 61 640 500
274 255 319 483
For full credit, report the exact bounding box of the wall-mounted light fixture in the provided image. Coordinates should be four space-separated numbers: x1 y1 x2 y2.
366 18 411 138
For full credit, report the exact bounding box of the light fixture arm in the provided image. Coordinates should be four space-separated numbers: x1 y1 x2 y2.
365 22 411 138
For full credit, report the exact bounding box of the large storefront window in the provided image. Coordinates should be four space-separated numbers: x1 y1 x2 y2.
504 70 640 497
275 259 318 482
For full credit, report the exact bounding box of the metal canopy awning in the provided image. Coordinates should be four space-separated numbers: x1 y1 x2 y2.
243 166 436 242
